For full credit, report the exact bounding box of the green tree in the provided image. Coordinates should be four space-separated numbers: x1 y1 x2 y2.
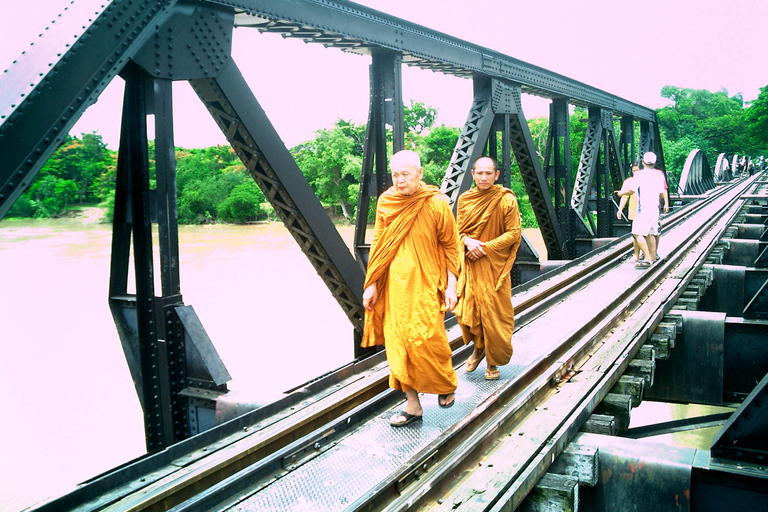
176 145 255 224
217 180 265 223
745 85 768 154
657 86 747 163
40 132 114 204
292 121 363 222
404 100 438 135
418 124 460 186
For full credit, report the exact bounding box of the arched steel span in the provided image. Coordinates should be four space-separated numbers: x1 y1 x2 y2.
715 153 733 183
0 0 671 451
680 149 716 195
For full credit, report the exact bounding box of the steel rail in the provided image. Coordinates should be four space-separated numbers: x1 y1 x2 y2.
260 178 755 511
28 180 749 512
159 184 747 510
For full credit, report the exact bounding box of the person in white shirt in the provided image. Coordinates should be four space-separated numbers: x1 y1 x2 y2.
616 152 669 267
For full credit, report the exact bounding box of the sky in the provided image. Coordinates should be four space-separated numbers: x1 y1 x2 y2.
1 0 766 150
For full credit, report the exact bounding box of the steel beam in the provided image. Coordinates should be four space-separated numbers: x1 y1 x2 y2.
711 372 768 467
572 107 623 237
111 63 175 451
645 311 725 406
230 0 656 119
441 77 495 205
189 59 366 334
545 98 576 258
504 82 563 258
353 51 402 270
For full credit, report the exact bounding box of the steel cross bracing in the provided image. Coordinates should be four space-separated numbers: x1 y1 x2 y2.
440 78 564 260
189 63 366 332
439 85 493 203
229 0 656 118
570 107 627 238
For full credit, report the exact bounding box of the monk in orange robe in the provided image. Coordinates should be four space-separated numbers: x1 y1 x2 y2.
361 150 460 427
455 157 521 380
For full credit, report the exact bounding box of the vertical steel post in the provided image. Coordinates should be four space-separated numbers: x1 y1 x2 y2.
548 98 574 257
117 63 174 451
352 51 403 357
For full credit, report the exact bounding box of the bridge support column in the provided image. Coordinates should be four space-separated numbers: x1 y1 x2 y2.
571 108 625 251
569 433 696 512
110 63 232 451
545 98 576 258
645 311 725 406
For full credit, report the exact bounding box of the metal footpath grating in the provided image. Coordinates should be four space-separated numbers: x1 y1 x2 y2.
228 360 529 511
228 266 637 511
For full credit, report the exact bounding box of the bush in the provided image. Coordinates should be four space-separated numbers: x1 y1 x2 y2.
5 194 34 218
217 181 265 223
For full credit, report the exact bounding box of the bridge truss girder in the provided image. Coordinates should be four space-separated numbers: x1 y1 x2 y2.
0 0 670 453
441 77 564 262
571 107 627 239
680 149 717 195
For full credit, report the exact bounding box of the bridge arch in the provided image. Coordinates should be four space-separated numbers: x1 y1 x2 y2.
679 149 715 195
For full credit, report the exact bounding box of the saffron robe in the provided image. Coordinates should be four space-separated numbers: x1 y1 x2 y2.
361 184 459 394
454 185 521 366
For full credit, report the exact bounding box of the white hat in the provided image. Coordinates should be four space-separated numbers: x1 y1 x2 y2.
643 152 657 165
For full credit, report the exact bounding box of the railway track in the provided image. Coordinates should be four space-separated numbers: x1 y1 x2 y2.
31 174 762 512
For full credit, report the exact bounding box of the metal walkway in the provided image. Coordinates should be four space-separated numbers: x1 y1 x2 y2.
186 176 759 511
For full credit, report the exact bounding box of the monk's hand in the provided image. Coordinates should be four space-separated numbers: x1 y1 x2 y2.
362 283 378 311
445 271 457 311
465 237 486 261
444 285 457 311
616 210 622 220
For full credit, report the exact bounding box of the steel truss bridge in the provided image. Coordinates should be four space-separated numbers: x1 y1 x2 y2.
1 1 766 510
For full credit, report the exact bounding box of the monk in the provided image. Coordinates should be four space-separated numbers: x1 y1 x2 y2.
361 150 460 427
454 157 521 380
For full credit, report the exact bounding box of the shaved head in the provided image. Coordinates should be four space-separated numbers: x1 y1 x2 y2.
390 150 423 196
390 150 421 170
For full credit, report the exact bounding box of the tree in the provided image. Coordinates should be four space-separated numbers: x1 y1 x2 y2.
292 121 363 222
657 86 748 163
419 124 460 186
745 85 768 154
217 180 265 223
404 100 438 135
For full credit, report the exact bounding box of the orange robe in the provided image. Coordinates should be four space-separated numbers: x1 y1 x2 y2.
361 184 459 394
455 185 521 366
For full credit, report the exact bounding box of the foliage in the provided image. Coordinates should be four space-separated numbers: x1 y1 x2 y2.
744 85 768 154
657 86 749 164
217 180 265 223
7 133 116 218
419 124 460 186
174 145 270 224
292 121 363 222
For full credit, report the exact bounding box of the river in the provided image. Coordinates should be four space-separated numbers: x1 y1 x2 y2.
0 216 356 511
0 216 731 511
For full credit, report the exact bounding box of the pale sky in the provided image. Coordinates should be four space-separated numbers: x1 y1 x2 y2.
1 0 766 150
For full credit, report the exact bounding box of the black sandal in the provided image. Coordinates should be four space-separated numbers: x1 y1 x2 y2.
438 393 455 408
390 411 423 427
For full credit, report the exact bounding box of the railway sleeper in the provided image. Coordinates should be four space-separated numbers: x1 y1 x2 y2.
522 437 600 512
580 414 616 435
518 473 579 512
611 375 645 408
585 345 658 434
